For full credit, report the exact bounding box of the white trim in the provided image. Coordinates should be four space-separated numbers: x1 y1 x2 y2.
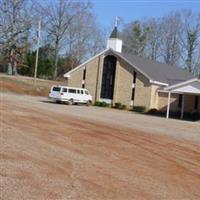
64 49 109 78
164 78 199 91
130 100 134 106
150 80 168 86
65 74 70 78
166 91 171 119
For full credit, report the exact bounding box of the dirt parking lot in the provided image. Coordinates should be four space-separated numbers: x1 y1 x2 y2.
1 92 200 200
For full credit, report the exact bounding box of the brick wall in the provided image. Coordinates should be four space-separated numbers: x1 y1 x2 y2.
134 73 152 109
113 58 133 106
68 55 104 103
158 92 200 113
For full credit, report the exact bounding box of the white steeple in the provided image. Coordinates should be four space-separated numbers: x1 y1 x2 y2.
107 17 123 53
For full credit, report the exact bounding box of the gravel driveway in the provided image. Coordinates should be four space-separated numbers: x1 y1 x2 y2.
1 92 200 200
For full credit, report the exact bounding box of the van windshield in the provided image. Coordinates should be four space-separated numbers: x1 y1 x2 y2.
52 87 61 92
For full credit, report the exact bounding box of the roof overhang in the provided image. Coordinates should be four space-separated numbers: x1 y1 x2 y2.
164 78 200 95
149 80 168 86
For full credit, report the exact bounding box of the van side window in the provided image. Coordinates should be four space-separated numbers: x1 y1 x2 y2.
77 90 80 94
85 90 89 95
62 88 68 93
81 90 84 94
69 89 76 94
52 87 61 92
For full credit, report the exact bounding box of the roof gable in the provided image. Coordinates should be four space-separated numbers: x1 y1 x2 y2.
64 48 195 86
164 78 200 94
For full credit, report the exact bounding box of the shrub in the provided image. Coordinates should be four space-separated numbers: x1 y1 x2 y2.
133 106 146 113
181 112 200 121
114 102 127 110
94 101 109 107
146 109 166 117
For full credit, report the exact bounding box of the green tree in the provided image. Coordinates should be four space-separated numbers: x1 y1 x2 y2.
20 44 54 78
122 21 150 56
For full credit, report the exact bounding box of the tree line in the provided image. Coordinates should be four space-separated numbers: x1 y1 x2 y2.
121 10 200 76
0 0 105 79
0 0 199 79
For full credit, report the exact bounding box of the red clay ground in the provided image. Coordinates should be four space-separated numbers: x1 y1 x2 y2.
1 93 200 200
0 73 66 96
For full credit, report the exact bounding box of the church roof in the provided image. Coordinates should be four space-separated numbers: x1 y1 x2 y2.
115 51 194 86
64 48 195 86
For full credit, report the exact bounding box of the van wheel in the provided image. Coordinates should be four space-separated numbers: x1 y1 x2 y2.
87 100 92 106
68 99 74 105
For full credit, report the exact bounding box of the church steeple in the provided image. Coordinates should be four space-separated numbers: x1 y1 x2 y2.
109 27 118 38
109 16 119 38
107 17 122 53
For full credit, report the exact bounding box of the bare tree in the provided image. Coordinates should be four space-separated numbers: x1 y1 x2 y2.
159 12 181 66
179 10 200 73
65 9 105 70
0 0 32 75
43 0 91 79
142 18 161 60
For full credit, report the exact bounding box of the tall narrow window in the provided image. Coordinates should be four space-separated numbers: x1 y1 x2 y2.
194 96 199 109
100 55 116 99
131 88 135 100
82 68 86 88
133 71 137 83
178 94 183 108
131 71 136 100
83 68 86 80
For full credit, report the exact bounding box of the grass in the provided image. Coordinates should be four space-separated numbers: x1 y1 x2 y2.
0 74 66 96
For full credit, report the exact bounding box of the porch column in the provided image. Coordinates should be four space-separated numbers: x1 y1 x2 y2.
181 94 185 119
166 91 171 119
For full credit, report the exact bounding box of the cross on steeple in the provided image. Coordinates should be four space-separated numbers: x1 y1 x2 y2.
115 16 119 27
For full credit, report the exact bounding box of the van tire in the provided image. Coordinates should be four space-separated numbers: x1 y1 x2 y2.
68 99 74 105
87 100 92 106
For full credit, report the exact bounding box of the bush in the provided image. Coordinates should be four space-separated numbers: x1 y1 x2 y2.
94 101 109 107
114 102 127 110
133 106 146 113
147 108 158 114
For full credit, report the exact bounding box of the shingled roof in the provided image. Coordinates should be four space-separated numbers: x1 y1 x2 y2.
114 51 195 86
64 48 195 86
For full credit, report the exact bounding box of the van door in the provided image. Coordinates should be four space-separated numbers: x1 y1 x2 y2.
79 90 85 103
68 88 77 102
62 88 68 100
76 90 82 103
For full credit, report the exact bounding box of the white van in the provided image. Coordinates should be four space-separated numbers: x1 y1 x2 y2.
49 85 92 105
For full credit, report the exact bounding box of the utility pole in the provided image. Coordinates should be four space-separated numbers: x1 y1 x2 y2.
33 20 41 87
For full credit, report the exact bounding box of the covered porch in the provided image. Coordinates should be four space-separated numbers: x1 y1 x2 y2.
164 78 200 119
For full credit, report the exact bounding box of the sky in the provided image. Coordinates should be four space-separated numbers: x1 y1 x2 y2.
90 0 200 29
